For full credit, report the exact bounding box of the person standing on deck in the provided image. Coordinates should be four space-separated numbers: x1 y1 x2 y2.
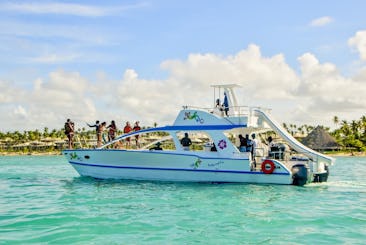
87 120 100 148
64 119 74 149
238 134 248 152
245 134 252 152
133 121 141 148
251 133 258 168
107 120 117 142
97 122 107 147
123 121 133 148
223 92 229 116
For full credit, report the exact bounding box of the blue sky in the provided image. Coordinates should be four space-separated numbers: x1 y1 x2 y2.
1 0 366 131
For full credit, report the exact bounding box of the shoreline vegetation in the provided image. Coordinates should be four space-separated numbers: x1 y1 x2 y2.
1 114 366 157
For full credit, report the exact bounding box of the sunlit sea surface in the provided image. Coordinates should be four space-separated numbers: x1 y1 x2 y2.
0 155 365 244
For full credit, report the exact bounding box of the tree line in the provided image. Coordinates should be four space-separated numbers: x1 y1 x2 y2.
1 116 366 152
282 115 366 152
331 115 366 151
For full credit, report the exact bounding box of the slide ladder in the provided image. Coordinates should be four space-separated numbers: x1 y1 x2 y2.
254 109 335 166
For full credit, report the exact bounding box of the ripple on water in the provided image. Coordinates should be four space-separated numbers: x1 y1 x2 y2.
0 155 365 244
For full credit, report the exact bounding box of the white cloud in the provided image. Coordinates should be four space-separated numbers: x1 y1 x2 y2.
0 69 97 131
0 2 149 17
348 30 366 61
161 44 300 100
14 105 27 118
0 20 116 45
310 16 333 27
293 53 366 125
28 53 81 64
1 43 366 131
0 80 18 103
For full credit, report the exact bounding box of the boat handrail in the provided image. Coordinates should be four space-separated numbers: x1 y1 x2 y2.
183 105 271 117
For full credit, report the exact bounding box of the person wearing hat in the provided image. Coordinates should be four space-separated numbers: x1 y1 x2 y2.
150 142 163 151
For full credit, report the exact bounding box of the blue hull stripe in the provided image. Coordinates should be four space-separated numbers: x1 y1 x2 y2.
70 161 290 176
64 149 250 161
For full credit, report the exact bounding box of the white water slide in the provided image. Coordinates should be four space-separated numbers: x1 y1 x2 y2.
254 109 335 166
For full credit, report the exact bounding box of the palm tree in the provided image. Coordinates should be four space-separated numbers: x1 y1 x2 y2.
351 120 360 139
360 116 366 132
340 120 350 136
43 127 49 137
333 116 339 128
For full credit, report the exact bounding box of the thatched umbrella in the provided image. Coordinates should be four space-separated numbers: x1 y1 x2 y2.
301 126 339 150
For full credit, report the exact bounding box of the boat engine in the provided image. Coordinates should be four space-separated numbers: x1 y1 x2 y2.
291 164 310 186
313 164 329 183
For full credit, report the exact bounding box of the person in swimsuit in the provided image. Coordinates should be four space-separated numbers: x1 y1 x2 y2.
64 119 74 149
133 121 141 148
123 121 133 148
107 120 117 142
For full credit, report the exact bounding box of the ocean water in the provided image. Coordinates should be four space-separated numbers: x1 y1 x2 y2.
0 156 365 244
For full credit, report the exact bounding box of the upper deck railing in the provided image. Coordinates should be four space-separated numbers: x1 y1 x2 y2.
182 105 272 124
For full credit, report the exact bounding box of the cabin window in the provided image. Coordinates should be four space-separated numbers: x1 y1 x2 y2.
175 131 213 151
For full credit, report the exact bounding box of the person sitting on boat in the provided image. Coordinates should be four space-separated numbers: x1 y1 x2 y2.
222 92 229 116
214 98 224 116
210 143 217 152
267 136 275 148
123 121 133 148
238 134 248 152
180 132 192 151
149 142 163 151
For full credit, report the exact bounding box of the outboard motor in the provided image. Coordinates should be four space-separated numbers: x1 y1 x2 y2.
292 164 310 186
313 165 329 183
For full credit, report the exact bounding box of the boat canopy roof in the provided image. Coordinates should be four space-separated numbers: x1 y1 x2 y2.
114 124 245 141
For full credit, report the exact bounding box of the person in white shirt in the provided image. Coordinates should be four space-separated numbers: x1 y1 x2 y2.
251 133 258 167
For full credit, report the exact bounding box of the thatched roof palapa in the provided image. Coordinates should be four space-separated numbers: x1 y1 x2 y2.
301 126 339 150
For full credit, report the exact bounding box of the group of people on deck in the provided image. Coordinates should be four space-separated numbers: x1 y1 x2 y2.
87 120 141 148
64 119 141 149
238 133 258 165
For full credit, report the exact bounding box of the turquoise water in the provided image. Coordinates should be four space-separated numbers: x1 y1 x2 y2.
0 156 365 244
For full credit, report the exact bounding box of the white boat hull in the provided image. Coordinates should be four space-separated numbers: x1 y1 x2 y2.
63 149 293 185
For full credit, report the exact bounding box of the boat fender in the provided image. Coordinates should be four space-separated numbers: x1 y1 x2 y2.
261 160 275 174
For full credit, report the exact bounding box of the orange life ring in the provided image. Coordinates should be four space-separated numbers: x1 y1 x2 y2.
261 160 275 174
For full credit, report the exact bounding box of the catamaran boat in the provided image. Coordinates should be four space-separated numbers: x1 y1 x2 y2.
63 84 335 186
